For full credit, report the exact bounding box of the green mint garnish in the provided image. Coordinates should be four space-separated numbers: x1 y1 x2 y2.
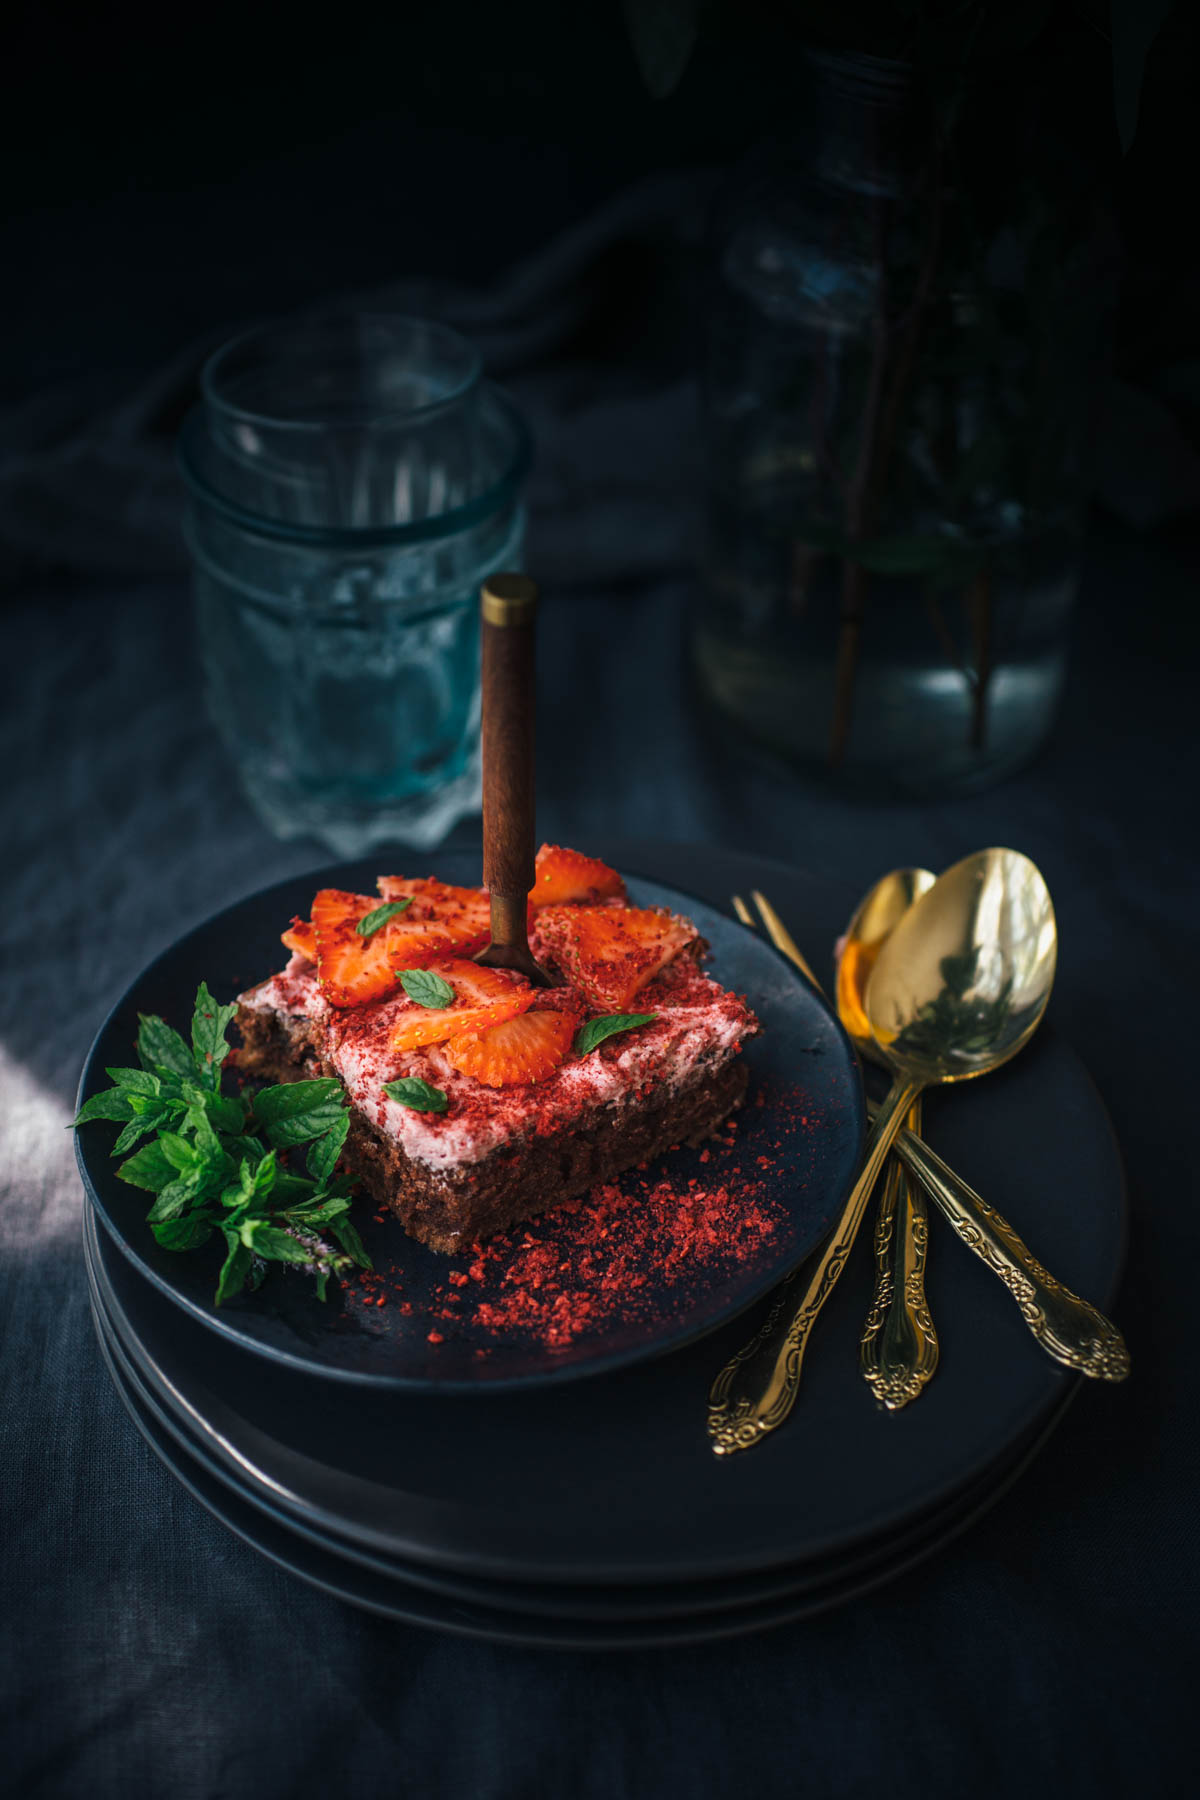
383 1076 449 1114
356 898 413 938
73 980 367 1306
573 1013 658 1057
397 968 455 1009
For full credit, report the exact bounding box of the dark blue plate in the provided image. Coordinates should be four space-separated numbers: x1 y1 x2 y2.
88 1274 1076 1649
76 857 864 1391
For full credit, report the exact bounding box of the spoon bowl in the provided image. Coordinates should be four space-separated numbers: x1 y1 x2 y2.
865 849 1057 1087
836 867 937 1052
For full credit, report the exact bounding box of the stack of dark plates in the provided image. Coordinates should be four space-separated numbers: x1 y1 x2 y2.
77 847 1127 1648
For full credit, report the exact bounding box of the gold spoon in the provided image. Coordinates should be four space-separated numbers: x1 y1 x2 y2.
708 847 1060 1457
837 869 939 1410
750 881 1132 1394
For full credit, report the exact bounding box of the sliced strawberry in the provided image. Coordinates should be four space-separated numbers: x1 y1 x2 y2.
529 844 626 909
281 916 317 961
376 876 491 952
534 903 698 1012
443 1006 578 1088
311 889 457 1009
389 960 534 1052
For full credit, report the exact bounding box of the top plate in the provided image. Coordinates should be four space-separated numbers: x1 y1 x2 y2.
76 856 864 1391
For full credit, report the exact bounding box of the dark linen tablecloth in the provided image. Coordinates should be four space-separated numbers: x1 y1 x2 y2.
2 183 1198 1799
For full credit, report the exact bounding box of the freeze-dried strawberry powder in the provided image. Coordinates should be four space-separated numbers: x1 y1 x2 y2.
346 1084 819 1353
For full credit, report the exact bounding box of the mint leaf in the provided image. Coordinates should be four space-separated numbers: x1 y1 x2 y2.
179 1078 245 1137
191 981 239 1091
112 1106 174 1156
238 1221 314 1264
331 1216 372 1271
306 1111 349 1186
117 1139 181 1193
270 1170 324 1208
215 1229 253 1305
284 1195 352 1228
158 1130 202 1173
152 1215 214 1252
73 1089 136 1127
147 1177 206 1223
573 1013 658 1057
383 1076 448 1114
220 1151 278 1217
252 1079 347 1148
397 967 455 1009
356 897 413 938
137 1013 195 1080
105 1067 163 1096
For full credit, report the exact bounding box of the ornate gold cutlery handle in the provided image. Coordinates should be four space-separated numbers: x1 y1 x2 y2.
708 1079 922 1456
859 1098 939 1409
891 1128 1130 1381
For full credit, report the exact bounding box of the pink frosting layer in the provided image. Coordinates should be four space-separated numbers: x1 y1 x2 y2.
239 952 757 1173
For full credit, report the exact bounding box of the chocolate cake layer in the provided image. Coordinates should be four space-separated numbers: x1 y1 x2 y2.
236 1002 749 1254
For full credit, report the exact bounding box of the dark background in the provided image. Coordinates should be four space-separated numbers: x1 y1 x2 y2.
3 4 1199 1798
6 0 1200 526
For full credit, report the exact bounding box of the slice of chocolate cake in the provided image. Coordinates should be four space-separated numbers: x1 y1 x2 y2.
236 849 759 1254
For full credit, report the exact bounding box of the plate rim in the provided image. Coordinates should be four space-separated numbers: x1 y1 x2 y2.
86 1206 1078 1622
75 855 866 1393
89 1281 1079 1650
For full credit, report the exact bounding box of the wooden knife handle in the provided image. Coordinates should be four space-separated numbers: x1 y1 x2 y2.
480 574 538 904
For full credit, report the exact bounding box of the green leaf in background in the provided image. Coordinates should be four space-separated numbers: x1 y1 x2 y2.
382 1076 448 1115
573 1013 659 1056
136 1013 196 1081
152 1216 214 1252
622 0 699 98
252 1079 347 1148
190 980 240 1089
307 1111 350 1186
356 898 413 938
397 968 455 1009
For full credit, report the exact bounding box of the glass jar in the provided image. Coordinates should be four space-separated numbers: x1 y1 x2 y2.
695 49 1111 794
180 315 531 855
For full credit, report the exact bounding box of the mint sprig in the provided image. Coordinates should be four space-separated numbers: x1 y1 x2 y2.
74 982 371 1306
573 1013 658 1057
356 898 413 938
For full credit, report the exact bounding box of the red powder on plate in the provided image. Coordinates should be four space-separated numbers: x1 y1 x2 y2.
347 1079 821 1355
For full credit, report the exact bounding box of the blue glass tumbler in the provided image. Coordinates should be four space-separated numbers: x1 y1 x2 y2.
180 314 531 854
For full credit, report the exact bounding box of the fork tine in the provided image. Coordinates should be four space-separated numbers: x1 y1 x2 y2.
750 890 826 996
731 893 756 928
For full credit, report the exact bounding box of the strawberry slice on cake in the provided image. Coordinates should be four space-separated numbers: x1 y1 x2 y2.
532 903 699 1012
389 960 535 1052
528 845 625 909
311 890 460 1009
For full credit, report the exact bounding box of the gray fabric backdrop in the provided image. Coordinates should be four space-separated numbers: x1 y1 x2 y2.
2 180 1196 1798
